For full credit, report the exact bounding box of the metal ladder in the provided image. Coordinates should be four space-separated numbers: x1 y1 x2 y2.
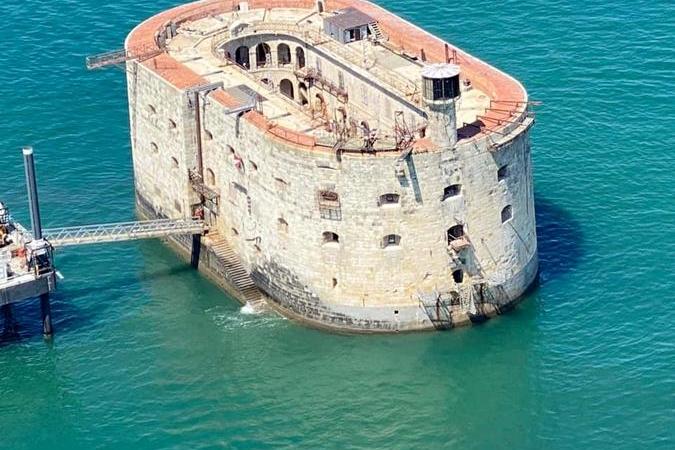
368 22 386 41
417 290 453 330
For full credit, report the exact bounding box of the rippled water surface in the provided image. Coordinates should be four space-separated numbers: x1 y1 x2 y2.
1 1 674 448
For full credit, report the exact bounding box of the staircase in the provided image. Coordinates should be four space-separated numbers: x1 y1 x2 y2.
368 22 386 42
208 234 264 308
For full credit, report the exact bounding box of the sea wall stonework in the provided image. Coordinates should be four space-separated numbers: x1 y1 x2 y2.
127 57 538 331
124 0 538 332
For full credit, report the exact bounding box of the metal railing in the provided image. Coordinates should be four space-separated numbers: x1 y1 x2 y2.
43 219 206 248
86 45 164 70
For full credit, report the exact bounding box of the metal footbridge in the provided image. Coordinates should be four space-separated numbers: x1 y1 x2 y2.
2 144 213 337
43 218 206 248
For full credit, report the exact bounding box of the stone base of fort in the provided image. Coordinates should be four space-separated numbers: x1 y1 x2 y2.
136 192 539 333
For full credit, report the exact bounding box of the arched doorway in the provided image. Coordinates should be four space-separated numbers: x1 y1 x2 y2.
295 47 306 68
278 43 291 65
205 168 216 186
279 79 294 99
315 93 326 116
255 43 271 67
298 82 308 106
234 45 250 69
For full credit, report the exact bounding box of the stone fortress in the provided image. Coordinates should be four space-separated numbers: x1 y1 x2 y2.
125 0 538 332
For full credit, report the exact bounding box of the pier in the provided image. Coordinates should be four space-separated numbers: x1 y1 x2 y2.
0 147 208 337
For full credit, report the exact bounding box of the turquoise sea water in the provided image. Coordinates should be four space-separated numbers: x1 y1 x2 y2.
1 0 674 448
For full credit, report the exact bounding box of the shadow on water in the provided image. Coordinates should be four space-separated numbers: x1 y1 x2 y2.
0 264 194 346
534 196 584 283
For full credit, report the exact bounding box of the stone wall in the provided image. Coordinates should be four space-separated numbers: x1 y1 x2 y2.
127 61 198 220
219 33 425 131
127 16 538 332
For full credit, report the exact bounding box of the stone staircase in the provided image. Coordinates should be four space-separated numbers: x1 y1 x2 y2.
208 233 265 308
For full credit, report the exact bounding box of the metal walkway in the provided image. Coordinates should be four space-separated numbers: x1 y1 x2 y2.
43 219 206 248
85 46 163 70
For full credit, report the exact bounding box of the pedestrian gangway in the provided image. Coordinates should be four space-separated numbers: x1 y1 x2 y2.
43 219 206 248
85 45 163 70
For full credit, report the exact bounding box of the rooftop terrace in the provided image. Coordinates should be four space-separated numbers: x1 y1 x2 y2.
126 0 530 152
164 8 491 143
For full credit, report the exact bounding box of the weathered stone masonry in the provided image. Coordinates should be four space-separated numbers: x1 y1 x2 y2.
125 0 538 332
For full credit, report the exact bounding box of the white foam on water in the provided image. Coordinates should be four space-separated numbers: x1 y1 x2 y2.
240 301 259 315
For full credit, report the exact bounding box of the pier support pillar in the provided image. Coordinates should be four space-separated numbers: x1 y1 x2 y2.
40 293 53 337
1 304 16 334
191 234 201 269
2 304 12 322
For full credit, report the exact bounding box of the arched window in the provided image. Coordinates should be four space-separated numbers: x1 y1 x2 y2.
150 142 158 153
379 193 400 205
170 157 179 169
315 93 325 108
255 43 271 67
443 184 461 200
322 231 339 244
168 119 177 129
497 164 508 181
279 79 294 100
296 47 306 68
278 43 291 65
382 234 401 248
447 225 464 243
205 168 215 186
501 205 513 223
452 269 464 283
235 45 250 69
204 129 213 141
298 82 308 106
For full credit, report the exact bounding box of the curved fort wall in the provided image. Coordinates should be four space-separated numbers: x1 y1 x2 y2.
126 0 538 331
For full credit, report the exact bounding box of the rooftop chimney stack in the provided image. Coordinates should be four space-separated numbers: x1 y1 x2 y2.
421 64 461 149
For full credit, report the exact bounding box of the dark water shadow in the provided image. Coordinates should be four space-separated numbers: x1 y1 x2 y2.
535 196 584 283
0 264 194 346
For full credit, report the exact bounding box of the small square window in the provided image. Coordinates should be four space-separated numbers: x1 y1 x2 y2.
382 234 401 248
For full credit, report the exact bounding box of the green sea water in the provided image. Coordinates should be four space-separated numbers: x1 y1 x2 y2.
1 0 674 448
